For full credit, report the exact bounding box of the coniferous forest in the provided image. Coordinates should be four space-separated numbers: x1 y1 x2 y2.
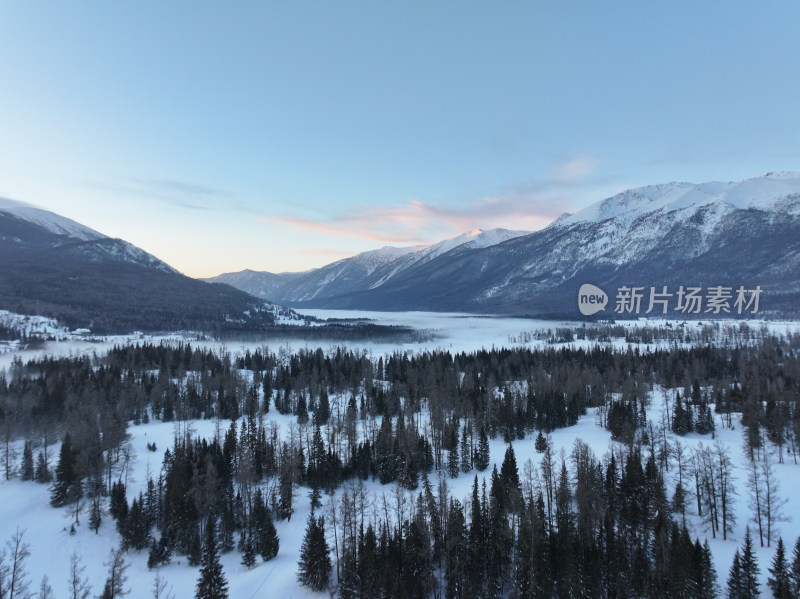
1 327 800 598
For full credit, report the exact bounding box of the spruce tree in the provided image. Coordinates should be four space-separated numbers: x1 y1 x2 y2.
89 496 102 534
740 527 761 599
790 537 800 598
50 433 81 507
767 537 792 599
19 440 34 481
475 427 490 472
729 528 761 599
727 549 743 599
187 524 203 567
195 519 229 599
240 530 256 568
34 451 50 483
297 514 332 591
259 513 279 561
698 539 719 599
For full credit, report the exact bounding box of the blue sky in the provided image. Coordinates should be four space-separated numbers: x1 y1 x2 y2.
1 2 798 277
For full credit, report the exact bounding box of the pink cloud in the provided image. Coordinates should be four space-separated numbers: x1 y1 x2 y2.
260 158 599 246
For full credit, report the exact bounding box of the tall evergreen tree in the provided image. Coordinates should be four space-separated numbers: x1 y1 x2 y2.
19 440 34 481
740 527 761 599
50 433 81 507
445 498 468 599
767 537 792 599
297 514 332 591
727 549 743 599
729 528 760 599
698 539 719 599
195 519 228 599
789 537 800 599
475 428 490 472
34 451 50 483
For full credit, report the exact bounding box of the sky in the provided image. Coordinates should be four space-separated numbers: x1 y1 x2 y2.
1 1 799 278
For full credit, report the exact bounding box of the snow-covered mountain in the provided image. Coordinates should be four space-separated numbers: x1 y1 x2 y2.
213 173 800 317
0 197 178 274
0 197 104 241
205 228 531 302
0 198 291 333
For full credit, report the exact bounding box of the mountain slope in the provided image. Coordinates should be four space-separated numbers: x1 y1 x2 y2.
0 199 283 333
206 228 531 302
223 173 800 317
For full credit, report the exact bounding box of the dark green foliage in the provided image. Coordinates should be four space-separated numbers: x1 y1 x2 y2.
34 451 50 483
19 440 34 481
297 514 332 591
607 400 637 442
728 528 760 599
147 536 172 570
251 489 279 561
187 525 203 567
119 494 151 550
240 530 257 568
790 537 800 598
534 430 548 453
195 519 229 599
89 496 102 534
475 427 490 471
49 433 81 507
698 539 719 599
768 537 792 599
445 498 468 599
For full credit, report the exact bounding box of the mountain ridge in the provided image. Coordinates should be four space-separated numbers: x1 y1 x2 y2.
210 173 800 317
0 200 294 333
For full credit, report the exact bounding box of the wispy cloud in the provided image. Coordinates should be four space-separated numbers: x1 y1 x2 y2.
549 157 601 184
295 247 353 259
81 177 254 213
265 157 603 245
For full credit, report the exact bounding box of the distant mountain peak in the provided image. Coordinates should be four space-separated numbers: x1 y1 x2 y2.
759 171 800 180
0 197 106 242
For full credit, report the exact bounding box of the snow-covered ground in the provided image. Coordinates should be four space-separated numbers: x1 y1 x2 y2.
2 312 800 597
2 403 797 598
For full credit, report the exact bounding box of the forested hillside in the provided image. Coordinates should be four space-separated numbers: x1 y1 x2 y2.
1 327 800 598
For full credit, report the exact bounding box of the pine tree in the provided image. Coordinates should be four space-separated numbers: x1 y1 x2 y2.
147 537 172 570
240 530 257 568
534 430 548 453
259 514 279 561
89 496 102 534
474 427 490 472
790 537 800 598
19 440 34 481
730 527 761 599
767 537 792 599
296 392 309 425
297 514 332 591
698 539 719 599
50 433 81 507
34 451 50 483
315 389 330 425
195 519 229 599
187 524 203 567
109 481 128 521
727 549 743 599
